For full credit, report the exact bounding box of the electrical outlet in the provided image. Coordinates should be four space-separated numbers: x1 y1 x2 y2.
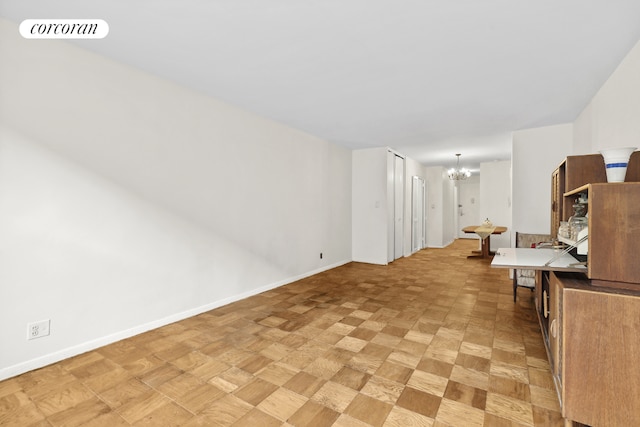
27 319 50 340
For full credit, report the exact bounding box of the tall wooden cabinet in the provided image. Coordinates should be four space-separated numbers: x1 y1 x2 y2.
543 272 640 427
540 152 640 426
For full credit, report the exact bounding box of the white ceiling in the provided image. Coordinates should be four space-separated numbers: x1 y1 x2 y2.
2 1 640 171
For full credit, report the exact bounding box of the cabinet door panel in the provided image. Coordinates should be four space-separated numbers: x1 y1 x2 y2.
587 184 640 284
563 289 640 426
548 273 561 389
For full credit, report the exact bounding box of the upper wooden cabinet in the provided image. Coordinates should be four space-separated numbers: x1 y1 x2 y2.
576 183 640 286
551 151 640 238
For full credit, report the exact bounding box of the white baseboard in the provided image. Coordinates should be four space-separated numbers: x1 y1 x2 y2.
0 259 350 381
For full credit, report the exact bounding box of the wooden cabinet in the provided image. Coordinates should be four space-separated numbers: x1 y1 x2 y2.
550 167 564 238
583 183 640 286
541 152 640 426
560 182 640 287
550 151 640 238
544 272 640 427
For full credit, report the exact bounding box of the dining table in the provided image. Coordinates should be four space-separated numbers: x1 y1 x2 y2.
462 225 508 259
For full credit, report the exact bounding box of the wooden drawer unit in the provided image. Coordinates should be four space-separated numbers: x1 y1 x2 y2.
546 272 640 426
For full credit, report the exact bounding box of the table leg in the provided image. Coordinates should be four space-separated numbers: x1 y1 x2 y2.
467 235 495 259
482 236 490 258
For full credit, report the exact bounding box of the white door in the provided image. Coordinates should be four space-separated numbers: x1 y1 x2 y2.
394 155 404 259
458 179 480 238
412 176 425 252
387 152 405 262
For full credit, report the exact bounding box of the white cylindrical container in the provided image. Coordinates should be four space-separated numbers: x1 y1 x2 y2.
599 147 637 182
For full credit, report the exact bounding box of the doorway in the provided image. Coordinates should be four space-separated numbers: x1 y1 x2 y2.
457 178 480 238
387 151 405 262
412 176 426 252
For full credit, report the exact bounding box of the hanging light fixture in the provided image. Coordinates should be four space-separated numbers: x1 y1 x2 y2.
448 153 471 180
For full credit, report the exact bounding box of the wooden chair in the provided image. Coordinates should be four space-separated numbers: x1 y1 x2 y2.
513 232 552 302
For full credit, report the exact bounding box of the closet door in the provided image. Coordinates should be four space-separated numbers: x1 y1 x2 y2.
387 151 405 263
393 154 404 260
412 176 425 252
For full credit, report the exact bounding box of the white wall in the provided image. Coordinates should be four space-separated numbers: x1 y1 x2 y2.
574 40 640 152
0 19 352 380
479 160 512 251
352 148 389 264
511 40 640 240
512 124 573 237
352 148 427 263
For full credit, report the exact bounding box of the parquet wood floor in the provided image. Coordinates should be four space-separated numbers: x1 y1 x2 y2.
0 239 565 426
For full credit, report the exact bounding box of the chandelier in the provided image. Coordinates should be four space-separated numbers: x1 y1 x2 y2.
447 153 471 180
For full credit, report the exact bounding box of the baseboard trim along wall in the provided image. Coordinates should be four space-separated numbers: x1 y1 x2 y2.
0 259 351 381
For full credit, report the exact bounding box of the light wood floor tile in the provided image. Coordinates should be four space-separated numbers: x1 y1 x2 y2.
0 391 47 427
304 357 345 380
214 367 253 390
333 413 373 427
257 387 308 421
449 364 490 391
415 358 454 378
32 380 95 417
360 375 404 405
233 408 281 427
532 404 565 427
344 393 393 427
313 382 359 413
194 395 252 425
289 400 340 427
117 391 171 424
406 369 449 397
384 405 435 426
0 378 21 399
527 367 556 390
283 372 326 398
331 366 370 391
490 361 530 384
528 385 561 412
459 341 493 359
455 353 491 373
485 392 535 426
423 346 458 365
83 365 133 394
387 350 421 370
233 378 278 407
131 401 192 427
436 398 485 427
84 411 130 426
175 382 225 414
254 362 298 386
47 396 111 427
0 240 568 426
156 373 203 401
99 377 151 409
489 375 531 402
